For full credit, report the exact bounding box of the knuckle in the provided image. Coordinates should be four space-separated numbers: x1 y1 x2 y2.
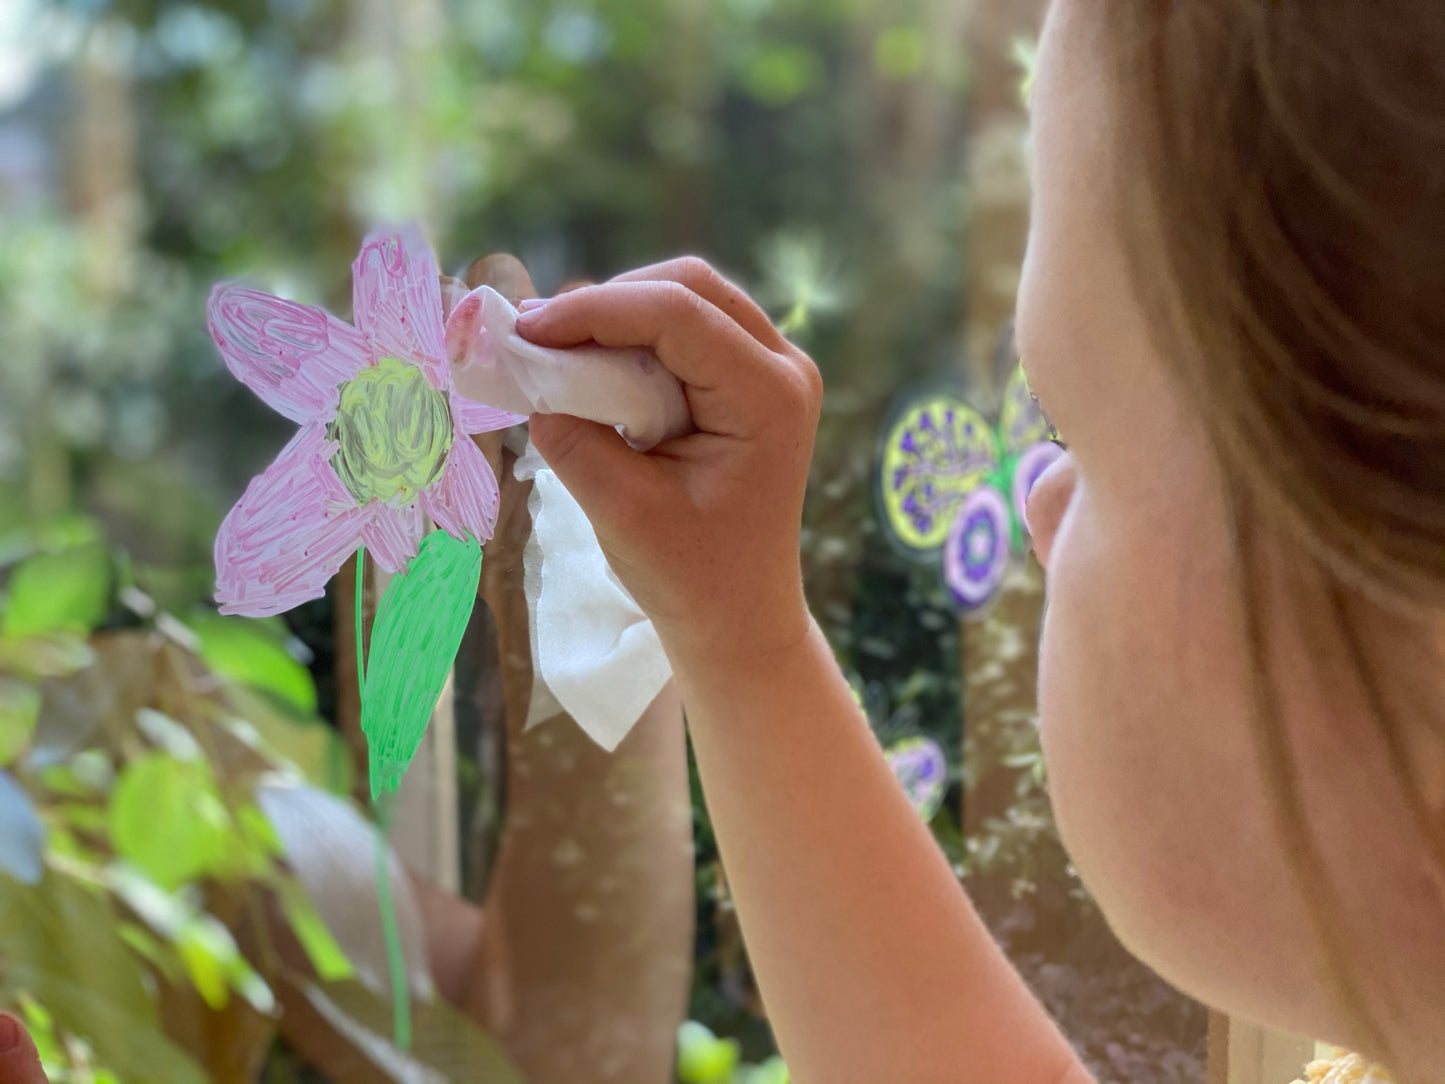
796 355 825 406
769 361 820 420
653 279 709 322
670 255 720 291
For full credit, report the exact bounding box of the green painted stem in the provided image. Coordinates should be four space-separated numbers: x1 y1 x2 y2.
355 547 367 687
375 790 412 1052
356 545 412 1052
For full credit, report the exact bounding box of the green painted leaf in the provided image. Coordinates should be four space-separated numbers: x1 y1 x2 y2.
277 875 355 982
190 611 318 713
107 754 232 890
0 870 207 1084
3 543 112 637
361 530 481 800
0 677 39 767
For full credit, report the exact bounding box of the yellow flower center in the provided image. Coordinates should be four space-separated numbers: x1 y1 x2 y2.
328 357 453 505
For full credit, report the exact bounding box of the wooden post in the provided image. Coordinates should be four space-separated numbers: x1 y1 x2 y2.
1209 1012 1316 1084
458 256 696 1084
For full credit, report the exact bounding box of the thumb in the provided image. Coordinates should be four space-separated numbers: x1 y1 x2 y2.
527 413 657 526
0 1013 49 1084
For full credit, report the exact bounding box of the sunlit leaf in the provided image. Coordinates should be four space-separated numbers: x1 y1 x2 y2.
108 754 232 890
0 676 39 766
277 875 355 982
109 863 275 1013
134 706 203 760
17 992 65 1072
0 769 44 884
677 1020 741 1084
177 920 231 1009
190 611 317 713
3 543 112 637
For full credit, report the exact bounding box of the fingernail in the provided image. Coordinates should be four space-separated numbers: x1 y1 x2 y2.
0 1013 22 1052
517 298 550 315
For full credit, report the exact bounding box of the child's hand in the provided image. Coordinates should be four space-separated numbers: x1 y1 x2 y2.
516 258 822 668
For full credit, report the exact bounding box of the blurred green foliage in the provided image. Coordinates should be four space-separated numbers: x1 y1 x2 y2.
0 531 525 1083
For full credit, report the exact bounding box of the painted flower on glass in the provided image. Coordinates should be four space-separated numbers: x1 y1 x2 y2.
208 226 523 617
877 365 1062 617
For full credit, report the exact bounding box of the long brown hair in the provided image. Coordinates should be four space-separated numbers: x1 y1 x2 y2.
1099 2 1445 1076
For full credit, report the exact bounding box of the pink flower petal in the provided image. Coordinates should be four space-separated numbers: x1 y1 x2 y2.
421 432 500 545
360 500 428 574
451 390 526 435
352 226 448 389
440 278 470 323
208 285 372 425
215 426 368 617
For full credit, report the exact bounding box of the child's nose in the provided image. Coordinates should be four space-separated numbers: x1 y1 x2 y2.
1024 451 1076 572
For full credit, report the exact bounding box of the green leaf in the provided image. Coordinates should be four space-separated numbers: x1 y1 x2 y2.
108 863 275 1013
108 754 232 890
303 978 527 1084
0 676 39 766
134 707 203 760
190 611 317 713
55 801 107 833
3 543 112 637
0 514 103 570
0 632 94 680
117 919 182 983
176 920 230 1009
224 685 354 794
175 915 275 1014
17 992 66 1072
361 530 481 799
677 1020 741 1083
0 870 207 1084
277 875 355 983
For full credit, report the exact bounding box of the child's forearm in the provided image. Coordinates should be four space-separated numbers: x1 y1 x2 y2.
672 618 1093 1084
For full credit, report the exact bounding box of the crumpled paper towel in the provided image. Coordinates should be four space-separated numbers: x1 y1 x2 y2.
445 286 687 751
446 285 692 451
513 438 672 750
